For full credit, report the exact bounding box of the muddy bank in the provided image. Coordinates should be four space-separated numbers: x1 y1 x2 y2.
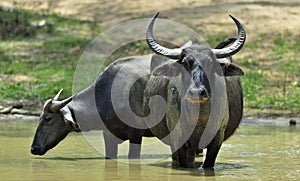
0 103 299 126
243 116 299 126
1 113 298 127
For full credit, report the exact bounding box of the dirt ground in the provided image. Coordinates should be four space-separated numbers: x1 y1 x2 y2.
1 0 300 36
0 0 299 123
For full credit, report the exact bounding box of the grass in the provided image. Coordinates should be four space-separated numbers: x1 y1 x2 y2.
205 29 300 113
239 32 300 113
0 8 100 101
0 7 299 113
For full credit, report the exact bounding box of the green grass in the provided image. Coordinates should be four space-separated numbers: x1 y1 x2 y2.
239 32 300 112
206 34 230 48
273 36 290 58
0 7 299 113
0 8 99 100
206 31 300 112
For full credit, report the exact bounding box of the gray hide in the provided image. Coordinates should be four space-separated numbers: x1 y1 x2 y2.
143 13 246 168
31 55 154 159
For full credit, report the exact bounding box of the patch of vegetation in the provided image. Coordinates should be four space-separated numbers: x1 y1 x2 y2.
0 7 299 114
245 42 259 49
206 32 299 112
240 33 300 112
0 7 37 40
206 34 229 48
0 7 100 101
241 71 265 109
241 59 258 67
273 36 290 58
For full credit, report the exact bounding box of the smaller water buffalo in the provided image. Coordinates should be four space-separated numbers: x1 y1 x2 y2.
143 12 246 168
30 55 155 159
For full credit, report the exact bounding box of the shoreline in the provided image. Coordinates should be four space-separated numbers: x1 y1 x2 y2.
1 109 299 127
1 101 299 125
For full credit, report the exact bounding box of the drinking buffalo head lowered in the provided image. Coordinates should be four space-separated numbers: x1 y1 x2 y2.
31 89 79 155
146 12 246 103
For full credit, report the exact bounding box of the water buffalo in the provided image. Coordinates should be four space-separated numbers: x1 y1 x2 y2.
30 14 241 160
30 37 237 159
143 12 246 168
30 55 155 159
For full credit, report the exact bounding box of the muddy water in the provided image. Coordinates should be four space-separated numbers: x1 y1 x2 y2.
0 120 299 180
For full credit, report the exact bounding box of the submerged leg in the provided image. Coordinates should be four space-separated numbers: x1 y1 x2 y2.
196 149 203 157
173 142 196 168
103 131 118 159
128 132 142 159
171 146 179 168
203 130 224 168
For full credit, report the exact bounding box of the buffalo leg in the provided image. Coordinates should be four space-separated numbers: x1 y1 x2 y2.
203 130 224 168
196 149 203 157
103 131 118 159
172 142 195 168
171 148 179 168
128 131 142 159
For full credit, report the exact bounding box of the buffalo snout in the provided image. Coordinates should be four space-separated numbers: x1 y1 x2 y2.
186 87 209 104
30 145 45 155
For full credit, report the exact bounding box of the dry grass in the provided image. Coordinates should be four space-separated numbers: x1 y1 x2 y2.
0 0 299 114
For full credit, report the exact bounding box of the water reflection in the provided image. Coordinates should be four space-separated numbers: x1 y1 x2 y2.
28 155 252 180
0 121 299 180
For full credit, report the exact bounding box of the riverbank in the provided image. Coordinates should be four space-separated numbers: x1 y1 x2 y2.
1 102 299 126
0 0 299 117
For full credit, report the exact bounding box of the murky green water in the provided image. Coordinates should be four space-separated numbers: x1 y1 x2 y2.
0 120 299 180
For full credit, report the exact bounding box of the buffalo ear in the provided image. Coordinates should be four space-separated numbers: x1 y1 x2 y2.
150 54 169 73
180 40 192 49
60 106 79 130
152 60 182 77
220 63 244 76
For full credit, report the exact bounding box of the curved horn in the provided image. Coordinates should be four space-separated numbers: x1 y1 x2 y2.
214 37 236 49
50 95 75 112
53 89 63 100
146 12 182 59
212 15 246 58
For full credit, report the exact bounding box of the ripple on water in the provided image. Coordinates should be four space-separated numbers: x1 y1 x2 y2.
0 121 299 180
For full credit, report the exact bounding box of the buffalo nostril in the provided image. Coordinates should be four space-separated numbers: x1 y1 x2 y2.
189 88 198 96
31 147 35 154
199 88 207 97
31 146 38 154
189 88 207 98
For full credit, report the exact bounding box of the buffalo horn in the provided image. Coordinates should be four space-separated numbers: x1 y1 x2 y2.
212 15 246 58
53 89 63 101
146 13 246 59
146 12 182 59
50 95 74 112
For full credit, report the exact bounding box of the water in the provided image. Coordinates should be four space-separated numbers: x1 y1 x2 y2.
0 120 299 180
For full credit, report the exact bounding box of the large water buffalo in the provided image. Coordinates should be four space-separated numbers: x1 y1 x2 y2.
30 14 241 161
143 12 246 168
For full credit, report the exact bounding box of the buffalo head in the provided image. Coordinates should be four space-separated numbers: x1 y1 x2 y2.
146 12 246 104
30 89 79 155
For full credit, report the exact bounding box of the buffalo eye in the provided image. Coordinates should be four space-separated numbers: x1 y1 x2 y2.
180 56 194 70
43 116 52 123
